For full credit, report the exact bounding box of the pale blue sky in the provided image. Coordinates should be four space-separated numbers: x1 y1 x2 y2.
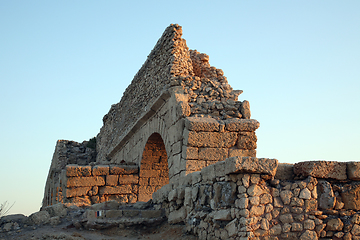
0 1 359 216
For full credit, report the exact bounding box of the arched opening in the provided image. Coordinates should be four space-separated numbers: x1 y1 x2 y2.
139 133 169 202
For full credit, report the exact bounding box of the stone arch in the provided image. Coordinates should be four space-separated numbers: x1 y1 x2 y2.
138 132 169 202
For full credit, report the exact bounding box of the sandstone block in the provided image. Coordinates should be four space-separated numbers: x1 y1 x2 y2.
198 147 228 161
149 177 168 186
229 149 256 157
66 165 91 177
326 218 343 231
250 205 265 217
67 176 105 188
185 160 206 172
300 230 318 240
247 185 264 197
66 187 91 198
110 165 138 175
299 188 312 200
237 132 257 150
184 130 238 148
139 169 161 178
347 162 360 180
294 161 347 180
185 116 220 131
318 180 335 210
92 165 110 176
99 186 132 195
224 118 259 132
106 175 119 186
182 146 198 159
275 163 294 180
341 183 360 210
118 175 139 185
224 156 278 176
279 214 294 224
239 100 251 119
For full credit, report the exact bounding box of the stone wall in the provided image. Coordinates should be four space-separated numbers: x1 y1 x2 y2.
151 158 360 240
43 140 96 206
64 164 139 205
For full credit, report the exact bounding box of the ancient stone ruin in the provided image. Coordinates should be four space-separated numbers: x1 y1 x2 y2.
39 24 360 240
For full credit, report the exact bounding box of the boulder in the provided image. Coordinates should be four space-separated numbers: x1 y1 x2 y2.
29 210 50 225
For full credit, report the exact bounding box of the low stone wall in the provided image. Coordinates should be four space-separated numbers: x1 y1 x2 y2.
152 157 360 240
63 164 139 205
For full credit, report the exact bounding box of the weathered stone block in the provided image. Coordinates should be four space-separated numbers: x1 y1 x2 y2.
168 206 186 224
224 118 259 131
212 209 231 220
225 219 238 237
341 183 360 210
237 132 257 150
66 165 92 177
347 162 360 180
224 156 278 176
214 161 226 178
275 163 294 180
185 160 206 172
199 148 228 161
67 176 105 188
92 165 109 176
182 146 198 160
110 165 138 175
149 177 168 186
29 211 50 225
201 164 216 182
118 175 139 185
294 161 347 180
139 170 161 178
240 100 251 119
66 187 91 198
185 116 220 132
99 186 132 195
106 175 118 186
184 130 238 148
229 149 256 157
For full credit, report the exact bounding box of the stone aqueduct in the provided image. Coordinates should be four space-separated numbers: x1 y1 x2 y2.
43 25 360 240
43 24 259 205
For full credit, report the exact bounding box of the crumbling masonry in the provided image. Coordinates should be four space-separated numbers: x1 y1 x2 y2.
43 24 360 240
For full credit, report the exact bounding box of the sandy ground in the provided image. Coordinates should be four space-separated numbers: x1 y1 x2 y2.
0 221 198 240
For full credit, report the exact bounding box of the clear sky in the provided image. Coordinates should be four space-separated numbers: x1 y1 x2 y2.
0 1 359 216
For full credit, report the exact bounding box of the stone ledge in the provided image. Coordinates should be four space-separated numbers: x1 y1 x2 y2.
185 117 220 132
224 119 260 132
294 161 347 180
224 156 278 176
